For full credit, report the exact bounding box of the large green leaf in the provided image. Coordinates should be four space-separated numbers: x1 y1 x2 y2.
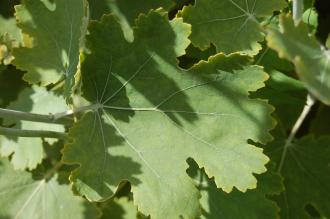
267 136 330 219
12 0 88 97
181 0 287 55
0 159 99 219
187 160 283 219
88 0 173 41
99 196 147 219
0 86 68 170
267 15 330 105
62 11 274 218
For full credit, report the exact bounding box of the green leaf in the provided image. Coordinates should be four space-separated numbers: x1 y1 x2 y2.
0 15 22 43
88 0 173 41
252 70 307 130
99 197 147 219
302 8 318 32
266 15 330 105
0 159 99 219
0 66 26 108
310 105 330 136
181 0 287 55
0 86 68 170
62 11 274 218
268 136 330 219
187 160 283 219
255 45 295 74
12 0 88 97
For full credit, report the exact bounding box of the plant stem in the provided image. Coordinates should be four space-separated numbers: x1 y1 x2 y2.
292 0 304 24
44 162 64 180
52 103 102 120
0 103 101 125
0 126 67 139
277 94 315 172
0 108 72 124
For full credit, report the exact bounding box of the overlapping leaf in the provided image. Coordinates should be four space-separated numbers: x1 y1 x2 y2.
13 0 88 97
0 15 22 43
310 105 330 136
62 11 274 219
0 65 25 108
0 86 68 170
268 136 330 219
187 160 283 219
0 159 99 219
99 197 146 219
267 15 330 105
88 0 173 41
0 15 22 65
181 0 287 55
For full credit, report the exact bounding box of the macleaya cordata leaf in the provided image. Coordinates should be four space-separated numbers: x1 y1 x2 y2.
187 160 283 219
99 197 146 219
88 0 173 41
268 136 330 219
13 0 88 97
267 15 330 105
181 0 287 55
62 10 275 219
0 15 22 65
252 69 307 130
0 86 68 170
0 159 99 219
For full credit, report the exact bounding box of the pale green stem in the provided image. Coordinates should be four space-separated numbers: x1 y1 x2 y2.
0 104 102 139
0 126 68 139
277 94 315 172
0 103 101 124
292 0 304 24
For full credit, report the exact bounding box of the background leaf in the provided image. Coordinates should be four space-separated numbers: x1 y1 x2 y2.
0 86 68 170
0 159 99 219
267 15 330 105
13 0 88 97
187 160 283 219
267 136 330 219
181 0 287 55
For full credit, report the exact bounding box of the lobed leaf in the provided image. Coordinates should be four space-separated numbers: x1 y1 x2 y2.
13 0 88 97
0 159 99 219
88 0 173 41
62 11 275 219
181 0 287 55
0 86 68 170
267 15 330 105
187 160 283 219
268 136 330 219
